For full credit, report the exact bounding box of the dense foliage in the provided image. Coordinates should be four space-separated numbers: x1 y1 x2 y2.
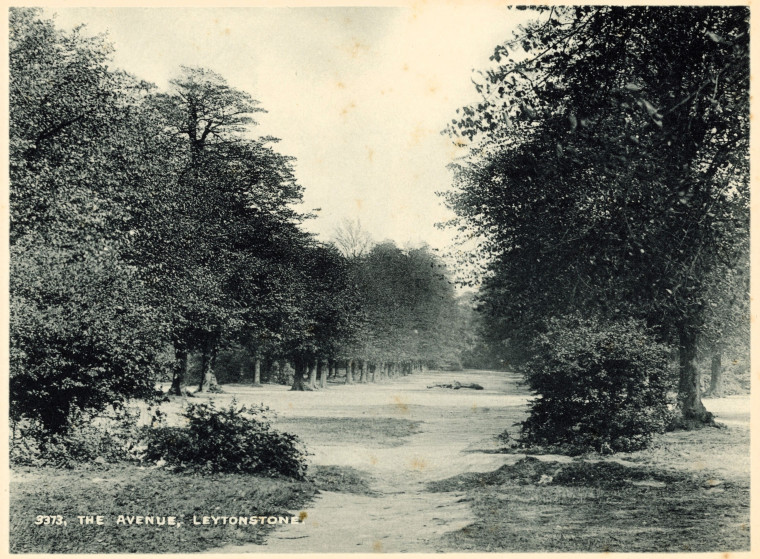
9 9 471 439
351 242 467 371
444 6 749 430
9 9 168 431
518 316 675 454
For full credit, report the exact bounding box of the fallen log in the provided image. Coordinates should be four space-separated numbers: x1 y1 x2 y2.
427 381 484 390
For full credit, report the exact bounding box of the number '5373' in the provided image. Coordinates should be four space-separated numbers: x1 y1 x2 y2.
35 516 65 526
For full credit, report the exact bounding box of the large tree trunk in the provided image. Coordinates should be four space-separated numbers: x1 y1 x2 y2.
169 348 188 395
359 360 367 383
197 346 221 393
704 350 723 398
345 360 354 384
327 359 335 380
318 359 327 388
677 324 712 425
277 358 288 385
262 357 274 384
308 359 318 389
253 357 262 386
291 356 311 391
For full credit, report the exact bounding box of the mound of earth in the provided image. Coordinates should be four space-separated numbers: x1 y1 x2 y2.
429 457 687 491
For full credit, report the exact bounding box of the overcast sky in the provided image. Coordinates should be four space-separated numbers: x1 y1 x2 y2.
46 5 531 253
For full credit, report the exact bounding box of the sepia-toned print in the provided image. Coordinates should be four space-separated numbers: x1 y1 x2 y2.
8 4 750 554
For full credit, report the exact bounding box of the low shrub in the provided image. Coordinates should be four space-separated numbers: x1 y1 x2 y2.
144 402 308 479
269 362 295 385
518 315 676 454
10 406 144 467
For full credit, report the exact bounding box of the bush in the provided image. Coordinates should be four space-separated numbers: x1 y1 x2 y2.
518 315 676 454
269 361 295 385
10 406 144 467
10 241 166 433
144 402 308 479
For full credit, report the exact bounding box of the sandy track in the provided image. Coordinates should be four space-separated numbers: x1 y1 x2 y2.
206 369 529 553
204 369 750 553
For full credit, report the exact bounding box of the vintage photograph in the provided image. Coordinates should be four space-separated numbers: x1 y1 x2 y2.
7 3 750 554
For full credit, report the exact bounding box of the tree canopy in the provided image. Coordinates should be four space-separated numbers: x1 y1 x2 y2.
9 8 474 429
444 6 749 423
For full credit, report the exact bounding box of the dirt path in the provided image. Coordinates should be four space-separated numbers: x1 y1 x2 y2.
205 370 750 553
207 369 529 552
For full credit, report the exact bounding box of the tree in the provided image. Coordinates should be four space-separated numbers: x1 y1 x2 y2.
700 245 749 397
351 242 465 373
444 6 749 424
152 66 264 161
9 8 169 430
285 242 362 391
145 66 305 394
332 218 373 259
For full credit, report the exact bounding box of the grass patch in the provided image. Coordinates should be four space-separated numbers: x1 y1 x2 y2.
310 465 377 496
10 464 316 553
428 457 749 552
274 416 422 447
